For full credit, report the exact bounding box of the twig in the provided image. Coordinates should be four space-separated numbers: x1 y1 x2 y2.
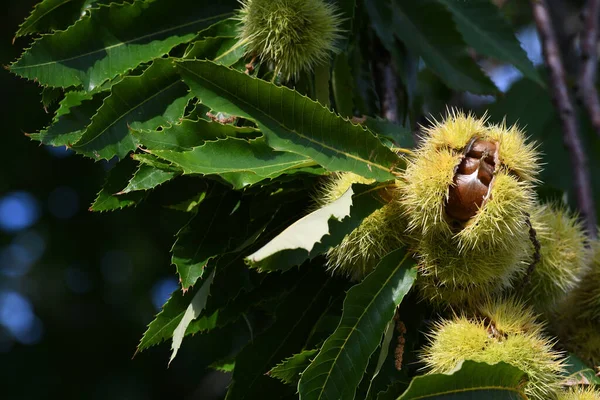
532 0 598 237
520 215 541 288
578 0 600 140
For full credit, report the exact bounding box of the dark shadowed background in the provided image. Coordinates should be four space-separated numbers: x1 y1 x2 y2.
0 2 236 399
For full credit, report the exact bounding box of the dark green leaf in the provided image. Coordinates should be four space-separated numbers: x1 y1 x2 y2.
364 117 414 149
314 63 331 107
134 118 259 152
298 249 416 400
152 137 315 189
172 190 242 289
72 58 191 160
196 18 240 39
397 361 528 399
437 0 542 86
185 37 245 67
119 164 180 194
332 53 354 117
10 0 237 89
15 0 113 38
335 0 356 50
176 60 401 181
29 90 107 147
225 270 345 400
41 86 62 110
89 158 145 212
563 354 600 385
246 184 385 272
268 349 319 385
391 0 497 94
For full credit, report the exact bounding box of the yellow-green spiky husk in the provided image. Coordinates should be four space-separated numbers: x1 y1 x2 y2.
420 297 566 400
558 386 600 400
401 110 539 247
400 110 540 306
237 0 343 81
415 228 528 307
556 242 600 367
313 173 408 281
564 241 600 321
518 203 589 316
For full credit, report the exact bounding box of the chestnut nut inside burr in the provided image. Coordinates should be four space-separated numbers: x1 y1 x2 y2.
445 139 499 222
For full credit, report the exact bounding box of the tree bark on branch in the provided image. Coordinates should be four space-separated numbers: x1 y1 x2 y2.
532 0 598 237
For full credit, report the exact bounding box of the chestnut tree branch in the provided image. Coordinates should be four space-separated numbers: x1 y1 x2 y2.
532 0 598 237
578 0 600 139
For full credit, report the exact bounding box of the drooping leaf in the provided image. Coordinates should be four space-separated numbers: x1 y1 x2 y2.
89 158 145 212
314 63 331 107
10 0 237 89
225 270 346 400
134 118 259 152
364 319 397 399
246 184 385 272
332 53 354 117
268 349 319 385
169 269 215 364
152 137 316 189
29 90 107 147
171 190 242 289
437 0 542 86
176 60 401 181
390 0 497 94
397 361 528 399
335 0 357 50
298 249 416 400
119 164 180 194
72 58 191 160
186 261 301 335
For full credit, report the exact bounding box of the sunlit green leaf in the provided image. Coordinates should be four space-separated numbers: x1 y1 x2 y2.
72 58 191 159
298 249 416 400
397 361 528 399
89 158 145 212
176 60 401 181
10 0 237 89
152 137 316 189
246 184 385 272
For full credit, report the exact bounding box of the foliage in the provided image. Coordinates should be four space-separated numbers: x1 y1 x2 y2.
8 0 600 399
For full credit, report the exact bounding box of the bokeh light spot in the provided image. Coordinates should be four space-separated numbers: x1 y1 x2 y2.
0 192 40 233
151 278 179 311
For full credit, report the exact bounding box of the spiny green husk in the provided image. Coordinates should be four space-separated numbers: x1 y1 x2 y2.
402 111 539 249
401 110 540 306
557 242 600 367
420 297 566 400
237 0 343 81
519 204 589 316
314 172 408 281
558 386 600 400
415 227 528 307
565 241 600 321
